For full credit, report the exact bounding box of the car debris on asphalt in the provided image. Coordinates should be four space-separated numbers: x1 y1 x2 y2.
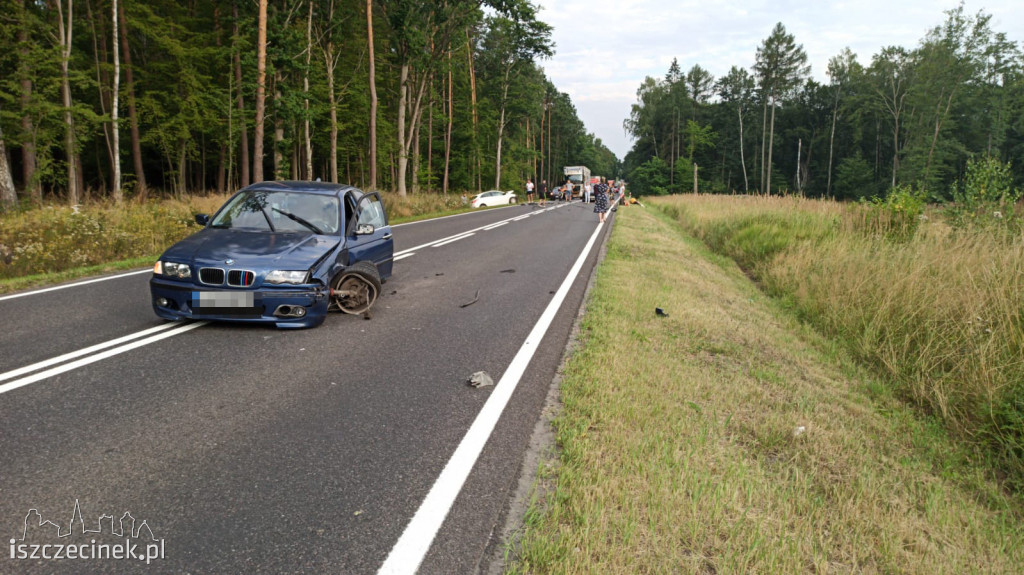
468 371 494 388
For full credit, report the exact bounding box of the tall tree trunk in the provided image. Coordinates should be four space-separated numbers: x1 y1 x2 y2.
252 0 268 183
545 100 551 187
396 63 409 195
323 0 339 185
119 0 146 198
177 138 187 197
443 51 453 195
87 0 113 194
669 108 676 186
538 98 545 190
303 0 313 180
766 98 776 195
826 103 837 196
217 145 226 193
737 104 748 193
527 117 534 182
759 94 769 194
396 64 429 197
411 110 421 193
427 76 434 192
494 64 513 190
17 0 38 203
924 92 956 187
891 115 900 188
494 105 505 190
111 0 121 201
273 71 284 179
795 138 802 191
0 103 16 208
466 29 480 192
327 42 338 182
232 2 249 188
366 0 377 189
56 0 78 205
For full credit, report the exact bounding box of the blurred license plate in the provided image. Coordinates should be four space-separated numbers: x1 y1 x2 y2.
193 291 254 308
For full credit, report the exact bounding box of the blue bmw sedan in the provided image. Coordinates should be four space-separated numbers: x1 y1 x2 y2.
150 181 393 328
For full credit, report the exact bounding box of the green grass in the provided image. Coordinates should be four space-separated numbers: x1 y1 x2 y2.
507 203 1023 574
653 195 1024 492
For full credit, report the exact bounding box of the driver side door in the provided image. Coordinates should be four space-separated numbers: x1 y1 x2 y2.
347 192 394 280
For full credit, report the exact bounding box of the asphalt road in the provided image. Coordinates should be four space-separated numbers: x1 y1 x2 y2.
0 199 615 574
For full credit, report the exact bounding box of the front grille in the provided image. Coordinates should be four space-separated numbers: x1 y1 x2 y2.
199 267 225 285
228 269 256 287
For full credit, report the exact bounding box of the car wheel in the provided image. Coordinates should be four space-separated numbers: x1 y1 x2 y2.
329 261 381 315
509 197 517 204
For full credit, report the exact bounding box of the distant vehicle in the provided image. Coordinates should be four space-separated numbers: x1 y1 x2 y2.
471 190 517 207
150 181 393 329
563 166 591 199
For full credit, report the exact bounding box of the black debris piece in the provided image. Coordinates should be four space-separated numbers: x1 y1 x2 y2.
656 307 669 317
500 269 516 274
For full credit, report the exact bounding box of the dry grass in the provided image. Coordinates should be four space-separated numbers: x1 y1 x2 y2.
509 204 1023 574
0 190 475 291
653 195 1024 488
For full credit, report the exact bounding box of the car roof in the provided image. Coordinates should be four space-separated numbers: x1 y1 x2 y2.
241 180 363 198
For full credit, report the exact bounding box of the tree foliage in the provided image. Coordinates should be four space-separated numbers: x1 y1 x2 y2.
0 0 615 202
623 7 1024 201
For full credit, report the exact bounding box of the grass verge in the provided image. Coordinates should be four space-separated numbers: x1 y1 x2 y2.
508 204 1023 574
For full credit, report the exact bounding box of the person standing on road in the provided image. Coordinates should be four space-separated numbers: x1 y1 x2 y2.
526 179 535 204
593 177 609 223
538 180 547 206
584 182 592 203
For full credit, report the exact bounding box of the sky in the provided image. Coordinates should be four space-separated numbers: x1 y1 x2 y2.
534 0 1024 160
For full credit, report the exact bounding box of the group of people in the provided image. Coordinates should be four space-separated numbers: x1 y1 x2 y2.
526 179 577 206
524 177 625 223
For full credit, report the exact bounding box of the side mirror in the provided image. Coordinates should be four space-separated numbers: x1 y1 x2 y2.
195 214 210 226
355 223 375 235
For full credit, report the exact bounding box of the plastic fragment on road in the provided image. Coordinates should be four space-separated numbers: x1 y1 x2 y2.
468 371 494 388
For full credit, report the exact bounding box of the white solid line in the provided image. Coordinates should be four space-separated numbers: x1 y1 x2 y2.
377 218 608 575
510 215 530 221
482 222 508 231
0 321 208 396
393 252 416 261
0 269 152 302
390 204 518 227
0 323 180 383
431 233 475 248
392 201 567 257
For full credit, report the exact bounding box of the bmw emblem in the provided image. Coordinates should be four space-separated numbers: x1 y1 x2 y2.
225 259 235 265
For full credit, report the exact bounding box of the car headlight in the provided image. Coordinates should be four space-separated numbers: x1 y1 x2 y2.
265 270 309 285
154 261 191 279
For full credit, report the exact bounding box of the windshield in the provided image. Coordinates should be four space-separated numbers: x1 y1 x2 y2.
210 191 340 234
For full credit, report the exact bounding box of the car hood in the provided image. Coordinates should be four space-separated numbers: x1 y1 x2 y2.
162 228 340 270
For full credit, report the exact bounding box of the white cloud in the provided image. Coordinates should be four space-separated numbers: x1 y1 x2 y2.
535 0 1024 159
